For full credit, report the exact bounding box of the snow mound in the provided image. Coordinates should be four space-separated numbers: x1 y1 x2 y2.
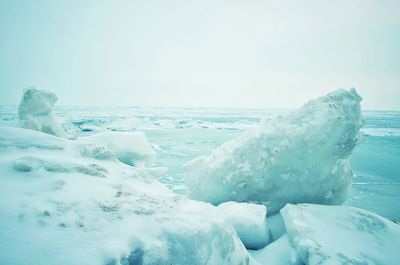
80 131 156 167
281 204 400 265
218 202 268 249
0 127 249 265
18 87 67 137
184 89 363 214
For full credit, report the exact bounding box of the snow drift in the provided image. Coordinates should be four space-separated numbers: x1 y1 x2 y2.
0 127 249 265
18 87 67 137
184 89 363 214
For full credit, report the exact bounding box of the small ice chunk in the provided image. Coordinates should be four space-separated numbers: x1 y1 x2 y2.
81 131 156 167
249 234 302 265
184 89 363 214
18 87 66 137
264 213 286 245
218 201 268 249
281 203 400 265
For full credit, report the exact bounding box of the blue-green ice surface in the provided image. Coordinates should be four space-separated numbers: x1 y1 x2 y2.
1 106 399 220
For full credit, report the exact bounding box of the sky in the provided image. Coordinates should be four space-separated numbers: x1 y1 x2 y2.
0 0 399 109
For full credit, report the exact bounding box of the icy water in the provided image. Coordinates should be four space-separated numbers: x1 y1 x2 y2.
1 106 399 221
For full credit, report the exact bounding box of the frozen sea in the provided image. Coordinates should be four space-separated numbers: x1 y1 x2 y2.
1 106 399 221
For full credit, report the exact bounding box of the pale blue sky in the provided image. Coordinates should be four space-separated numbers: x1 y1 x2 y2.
0 0 399 109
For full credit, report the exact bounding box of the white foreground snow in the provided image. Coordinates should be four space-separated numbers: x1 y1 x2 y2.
18 87 67 137
217 202 268 249
0 127 249 265
280 204 400 265
249 204 400 265
80 131 156 167
184 89 363 214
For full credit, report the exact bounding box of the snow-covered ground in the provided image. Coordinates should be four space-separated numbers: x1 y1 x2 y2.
0 127 250 265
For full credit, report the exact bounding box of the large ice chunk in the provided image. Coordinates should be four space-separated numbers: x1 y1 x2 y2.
0 127 249 265
80 131 156 167
281 204 400 265
18 87 67 137
218 201 268 249
184 89 363 214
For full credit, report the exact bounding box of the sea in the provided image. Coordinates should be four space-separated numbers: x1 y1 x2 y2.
1 106 399 221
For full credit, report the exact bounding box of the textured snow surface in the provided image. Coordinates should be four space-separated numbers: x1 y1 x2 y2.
18 87 67 137
217 202 268 249
184 89 363 214
281 204 400 265
0 127 249 265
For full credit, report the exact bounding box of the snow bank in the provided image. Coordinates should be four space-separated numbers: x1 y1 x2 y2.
80 131 156 167
281 204 400 265
18 87 67 137
0 127 249 265
184 89 363 214
217 202 268 249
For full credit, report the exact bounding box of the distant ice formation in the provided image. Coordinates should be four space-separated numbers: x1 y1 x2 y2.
18 87 158 168
0 127 249 265
18 87 67 137
184 89 363 214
